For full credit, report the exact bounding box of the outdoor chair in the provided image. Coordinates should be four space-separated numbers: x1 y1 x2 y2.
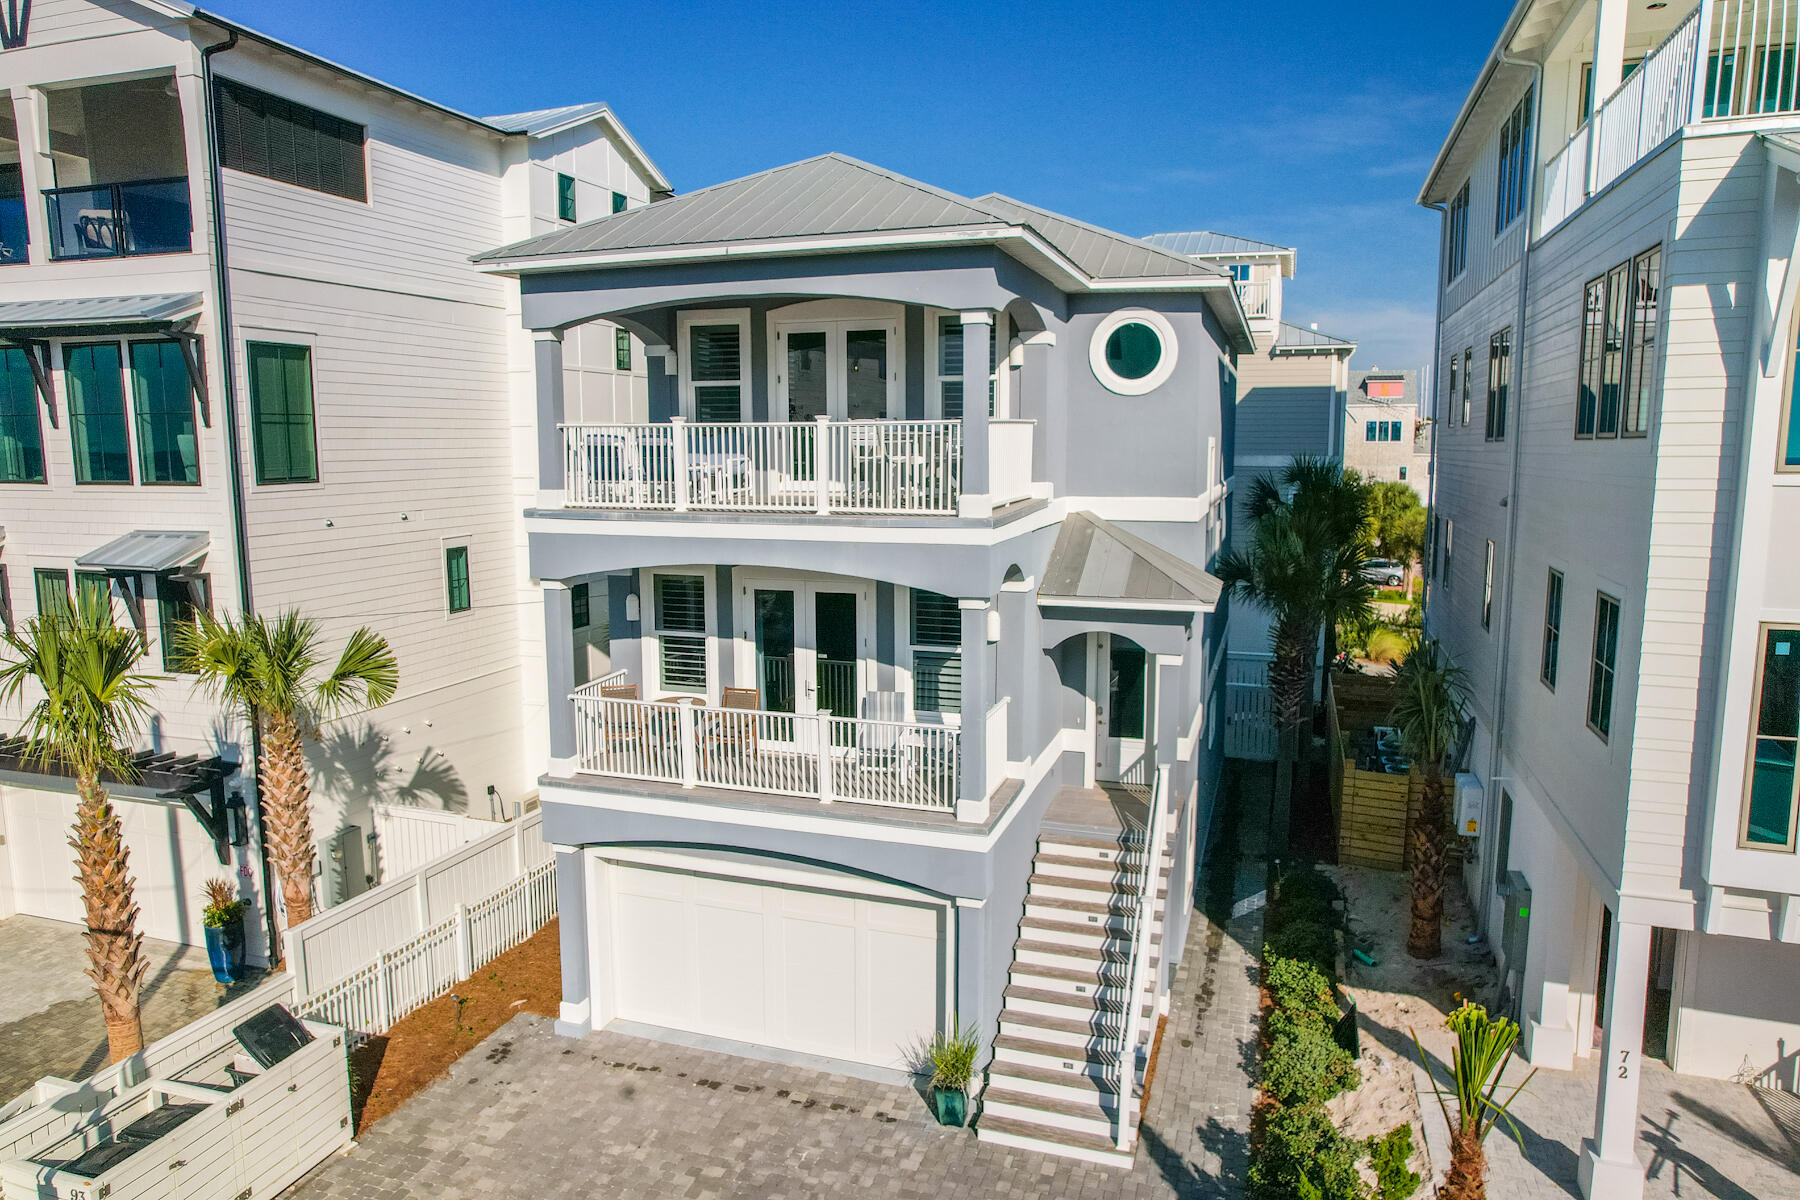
710 687 762 759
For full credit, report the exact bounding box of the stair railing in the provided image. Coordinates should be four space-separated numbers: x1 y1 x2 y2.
1111 763 1170 1151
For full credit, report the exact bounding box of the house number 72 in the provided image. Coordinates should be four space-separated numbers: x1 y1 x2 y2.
1617 1049 1631 1079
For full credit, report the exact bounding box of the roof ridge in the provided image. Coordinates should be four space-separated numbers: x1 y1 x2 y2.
976 193 1223 277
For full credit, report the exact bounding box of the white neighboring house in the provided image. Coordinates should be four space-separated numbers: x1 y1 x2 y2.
0 0 668 962
1423 0 1800 1195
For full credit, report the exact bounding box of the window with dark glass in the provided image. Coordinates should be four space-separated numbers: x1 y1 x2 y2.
1442 519 1454 592
1578 246 1661 440
64 342 132 483
1446 352 1460 428
654 573 707 692
1446 181 1470 281
1577 275 1605 436
75 570 111 622
444 546 471 614
1624 246 1660 436
557 173 576 222
611 191 627 214
129 340 199 484
1744 625 1800 850
1482 540 1496 630
1486 329 1511 441
615 328 631 371
0 346 44 482
1588 592 1621 739
571 582 590 630
247 342 318 484
34 567 69 619
215 78 367 202
1366 420 1378 442
158 574 209 672
1495 89 1534 234
1104 322 1162 380
1542 569 1564 688
1462 347 1473 425
910 589 962 715
0 565 10 632
688 324 743 423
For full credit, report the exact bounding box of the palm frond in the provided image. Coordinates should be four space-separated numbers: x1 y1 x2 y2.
1390 639 1470 769
0 599 162 782
313 627 399 717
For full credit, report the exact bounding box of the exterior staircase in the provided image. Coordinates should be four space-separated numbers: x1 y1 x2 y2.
975 800 1173 1168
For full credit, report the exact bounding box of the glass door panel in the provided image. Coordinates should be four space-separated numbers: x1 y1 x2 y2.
844 328 889 420
814 591 859 720
786 330 829 421
754 589 797 713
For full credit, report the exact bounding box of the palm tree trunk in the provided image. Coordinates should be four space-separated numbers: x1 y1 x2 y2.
73 776 147 1062
260 709 318 932
1407 765 1448 959
1269 621 1310 855
1441 1126 1487 1199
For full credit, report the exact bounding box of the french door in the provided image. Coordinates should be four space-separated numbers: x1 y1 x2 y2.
738 577 873 721
774 320 899 421
1094 632 1150 786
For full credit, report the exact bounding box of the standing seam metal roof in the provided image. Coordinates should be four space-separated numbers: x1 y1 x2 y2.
972 195 1225 281
1039 512 1221 607
1274 322 1356 351
1141 230 1295 257
0 294 203 327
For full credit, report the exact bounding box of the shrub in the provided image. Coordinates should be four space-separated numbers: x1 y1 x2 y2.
921 1017 979 1092
1266 918 1338 973
1368 1123 1421 1200
1263 1025 1361 1107
1250 1103 1369 1200
1265 956 1339 1027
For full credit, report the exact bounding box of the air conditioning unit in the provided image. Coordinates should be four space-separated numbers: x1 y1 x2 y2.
1454 772 1484 837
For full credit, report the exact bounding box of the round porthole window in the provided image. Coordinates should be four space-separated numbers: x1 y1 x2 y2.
1089 309 1178 395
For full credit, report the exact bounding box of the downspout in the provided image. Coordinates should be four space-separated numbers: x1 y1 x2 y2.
1481 44 1546 938
200 27 279 963
1420 200 1445 634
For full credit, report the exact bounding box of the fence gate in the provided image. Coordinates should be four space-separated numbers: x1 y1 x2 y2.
1225 654 1278 762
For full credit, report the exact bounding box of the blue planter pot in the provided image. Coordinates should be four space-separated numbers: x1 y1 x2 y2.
930 1085 967 1127
204 924 236 984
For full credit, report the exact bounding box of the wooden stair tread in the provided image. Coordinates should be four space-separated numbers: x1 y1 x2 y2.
1019 916 1164 944
1004 984 1155 1016
976 1113 1134 1157
982 1086 1118 1121
994 1032 1117 1065
986 1060 1118 1096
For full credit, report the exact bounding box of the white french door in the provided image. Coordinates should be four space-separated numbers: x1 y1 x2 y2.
1093 632 1151 786
774 320 900 422
736 576 874 720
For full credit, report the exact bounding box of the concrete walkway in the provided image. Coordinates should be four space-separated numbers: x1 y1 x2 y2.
0 914 260 1102
283 772 1269 1199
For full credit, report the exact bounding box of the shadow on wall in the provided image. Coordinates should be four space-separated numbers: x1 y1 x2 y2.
306 722 470 820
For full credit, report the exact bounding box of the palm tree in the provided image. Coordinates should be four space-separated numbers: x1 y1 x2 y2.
1412 1002 1535 1200
0 592 161 1061
1390 639 1469 959
180 611 397 931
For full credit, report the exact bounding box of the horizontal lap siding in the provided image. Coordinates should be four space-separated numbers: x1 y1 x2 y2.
1234 350 1337 457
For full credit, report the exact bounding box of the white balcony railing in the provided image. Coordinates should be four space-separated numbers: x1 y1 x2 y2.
1234 278 1273 318
562 418 967 515
570 687 961 812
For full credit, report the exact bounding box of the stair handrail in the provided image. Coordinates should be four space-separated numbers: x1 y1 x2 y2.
1112 763 1170 1151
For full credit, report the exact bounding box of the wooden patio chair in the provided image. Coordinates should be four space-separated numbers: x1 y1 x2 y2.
709 687 762 760
600 683 639 701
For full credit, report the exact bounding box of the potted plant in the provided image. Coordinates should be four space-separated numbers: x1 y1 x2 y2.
923 1018 979 1127
201 877 246 984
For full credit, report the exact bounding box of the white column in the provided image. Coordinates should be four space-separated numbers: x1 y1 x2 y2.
1578 919 1652 1200
1591 0 1629 110
957 311 992 517
542 581 578 778
534 329 567 508
11 90 50 262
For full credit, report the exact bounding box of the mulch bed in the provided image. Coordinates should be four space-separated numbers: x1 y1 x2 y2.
347 918 562 1132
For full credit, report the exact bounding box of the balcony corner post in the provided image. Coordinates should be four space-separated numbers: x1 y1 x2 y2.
814 414 833 515
670 415 691 512
533 329 567 508
677 702 699 787
958 311 993 517
956 597 993 812
1689 0 1717 123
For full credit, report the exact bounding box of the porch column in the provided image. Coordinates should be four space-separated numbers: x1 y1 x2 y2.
958 311 992 517
535 329 567 506
1579 918 1652 1200
1018 332 1055 485
1585 0 1630 192
1154 654 1185 770
997 581 1034 757
543 581 578 777
552 845 592 1037
11 91 51 264
954 897 992 1073
956 597 994 821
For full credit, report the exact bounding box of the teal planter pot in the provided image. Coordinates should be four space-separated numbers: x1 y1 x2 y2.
930 1085 967 1127
204 925 235 984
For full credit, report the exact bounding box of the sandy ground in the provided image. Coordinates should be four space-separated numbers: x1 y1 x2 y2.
1324 864 1503 1187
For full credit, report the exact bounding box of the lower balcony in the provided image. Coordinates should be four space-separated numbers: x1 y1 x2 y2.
44 177 192 260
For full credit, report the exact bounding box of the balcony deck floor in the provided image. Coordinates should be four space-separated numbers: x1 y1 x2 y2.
1044 782 1150 839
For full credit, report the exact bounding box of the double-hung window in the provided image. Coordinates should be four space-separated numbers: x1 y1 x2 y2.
444 546 471 615
1541 569 1564 688
1578 246 1662 438
75 571 111 622
615 328 631 372
130 340 200 484
65 343 132 483
1624 247 1660 435
653 573 708 694
1446 181 1470 281
1482 541 1496 630
683 313 747 423
1588 592 1621 739
1486 329 1511 441
909 589 962 716
1494 89 1534 233
1743 625 1800 850
0 346 44 482
158 574 209 672
1446 353 1459 428
246 342 319 483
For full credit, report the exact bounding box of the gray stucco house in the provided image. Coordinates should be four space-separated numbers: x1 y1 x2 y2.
474 154 1252 1165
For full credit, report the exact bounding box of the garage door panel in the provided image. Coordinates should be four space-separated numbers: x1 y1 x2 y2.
4 790 82 924
692 901 768 1041
778 914 860 1059
612 891 694 1026
866 914 942 1067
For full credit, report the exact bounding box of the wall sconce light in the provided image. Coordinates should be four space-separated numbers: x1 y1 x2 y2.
226 791 250 847
986 609 1002 644
624 591 641 623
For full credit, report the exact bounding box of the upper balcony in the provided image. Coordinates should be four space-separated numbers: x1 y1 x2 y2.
1540 1 1800 235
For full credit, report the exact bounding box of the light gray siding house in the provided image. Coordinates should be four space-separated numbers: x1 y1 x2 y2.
1423 1 1800 1195
476 154 1253 1165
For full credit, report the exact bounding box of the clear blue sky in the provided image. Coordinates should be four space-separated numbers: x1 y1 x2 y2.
202 0 1512 371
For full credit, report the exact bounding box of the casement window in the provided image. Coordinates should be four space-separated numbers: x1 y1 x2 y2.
652 572 708 694
556 173 576 222
615 328 631 371
129 340 199 484
909 589 962 715
1587 592 1621 740
1485 329 1511 441
1494 89 1534 234
1446 181 1470 282
1430 516 1441 580
65 342 131 483
444 546 471 615
611 191 627 214
1461 347 1473 426
571 582 590 630
246 342 319 484
1743 625 1800 850
0 346 44 483
1541 568 1564 688
0 565 11 631
680 312 748 422
157 574 209 673
1442 519 1454 591
75 571 111 622
33 567 69 618
1578 246 1662 439
214 78 367 203
1481 541 1496 630
1446 353 1459 428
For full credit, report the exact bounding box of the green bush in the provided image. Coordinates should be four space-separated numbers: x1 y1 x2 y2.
1266 918 1338 973
1263 1025 1361 1107
1265 956 1339 1028
1249 1104 1369 1200
1368 1123 1421 1200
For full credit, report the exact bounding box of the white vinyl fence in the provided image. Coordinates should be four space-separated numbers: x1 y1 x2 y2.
372 803 509 881
1224 654 1279 762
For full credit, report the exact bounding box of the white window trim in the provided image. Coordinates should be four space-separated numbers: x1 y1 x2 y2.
924 309 1010 420
895 585 963 728
441 533 473 621
646 567 717 701
676 308 751 422
770 316 904 421
1088 308 1179 396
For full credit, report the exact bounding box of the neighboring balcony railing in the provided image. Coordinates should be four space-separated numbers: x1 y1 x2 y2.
44 177 192 260
569 682 961 812
563 417 1032 516
1234 278 1273 318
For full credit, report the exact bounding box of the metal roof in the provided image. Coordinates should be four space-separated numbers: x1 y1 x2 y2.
484 103 614 136
0 293 202 329
1273 322 1357 353
1142 230 1294 258
1039 511 1221 608
972 195 1223 280
76 530 210 574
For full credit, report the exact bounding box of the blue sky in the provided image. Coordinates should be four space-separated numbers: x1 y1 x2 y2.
202 0 1512 370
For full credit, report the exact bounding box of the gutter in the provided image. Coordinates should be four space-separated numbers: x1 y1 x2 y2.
200 25 281 965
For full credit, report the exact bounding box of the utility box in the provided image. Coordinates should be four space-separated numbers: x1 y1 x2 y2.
1454 772 1484 837
1500 870 1532 973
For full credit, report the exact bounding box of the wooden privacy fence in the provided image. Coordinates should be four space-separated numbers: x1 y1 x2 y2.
1329 673 1425 870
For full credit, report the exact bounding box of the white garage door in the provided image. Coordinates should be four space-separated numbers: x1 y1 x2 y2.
1 784 221 947
603 858 944 1071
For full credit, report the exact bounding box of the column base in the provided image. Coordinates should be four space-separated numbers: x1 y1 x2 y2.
1524 1018 1579 1070
955 796 991 823
554 999 592 1039
957 494 993 519
547 755 578 779
1578 1140 1645 1200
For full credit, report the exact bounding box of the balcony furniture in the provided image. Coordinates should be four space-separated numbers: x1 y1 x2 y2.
44 178 191 260
704 687 764 764
600 683 639 700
